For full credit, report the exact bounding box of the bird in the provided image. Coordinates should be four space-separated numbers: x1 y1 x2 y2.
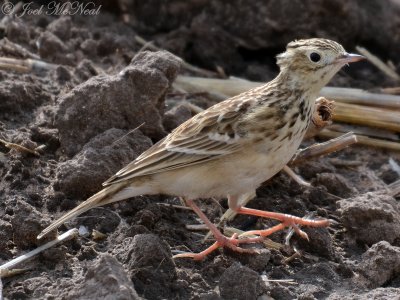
38 38 364 260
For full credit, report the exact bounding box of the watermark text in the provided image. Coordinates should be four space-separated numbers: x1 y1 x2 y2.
2 1 101 17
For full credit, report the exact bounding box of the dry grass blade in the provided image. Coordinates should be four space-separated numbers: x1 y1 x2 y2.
356 46 400 81
319 130 400 152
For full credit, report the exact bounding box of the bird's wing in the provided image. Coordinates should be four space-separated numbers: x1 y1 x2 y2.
103 96 257 186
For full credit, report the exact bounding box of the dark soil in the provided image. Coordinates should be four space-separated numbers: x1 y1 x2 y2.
2 1 400 299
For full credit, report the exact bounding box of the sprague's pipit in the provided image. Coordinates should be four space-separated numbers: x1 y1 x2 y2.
38 38 364 260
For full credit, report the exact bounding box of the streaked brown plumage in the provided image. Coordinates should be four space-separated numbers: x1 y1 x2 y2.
38 38 364 260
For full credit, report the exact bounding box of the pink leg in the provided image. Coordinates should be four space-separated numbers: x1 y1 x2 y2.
173 199 264 261
228 195 329 239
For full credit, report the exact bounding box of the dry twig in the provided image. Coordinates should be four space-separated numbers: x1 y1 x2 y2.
0 138 40 156
356 46 400 81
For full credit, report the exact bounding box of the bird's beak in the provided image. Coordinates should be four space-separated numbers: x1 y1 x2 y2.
335 53 365 64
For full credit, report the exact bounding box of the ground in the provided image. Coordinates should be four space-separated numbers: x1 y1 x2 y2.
1 1 400 299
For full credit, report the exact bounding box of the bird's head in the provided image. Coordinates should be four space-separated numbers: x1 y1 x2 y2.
276 38 364 91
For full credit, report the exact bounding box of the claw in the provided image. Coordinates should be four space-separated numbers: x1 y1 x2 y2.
173 233 262 260
291 223 309 241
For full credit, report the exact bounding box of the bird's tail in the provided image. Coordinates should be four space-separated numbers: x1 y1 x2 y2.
37 182 132 239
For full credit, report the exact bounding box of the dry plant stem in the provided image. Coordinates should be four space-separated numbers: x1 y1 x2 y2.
0 229 79 276
186 224 209 231
329 124 399 142
320 87 400 108
333 102 400 132
319 130 400 152
157 202 194 211
388 179 400 197
1 38 40 59
355 46 400 81
283 250 302 264
381 87 400 95
175 75 400 108
180 101 209 114
0 57 58 73
92 230 107 240
289 132 358 165
0 269 26 279
0 138 40 156
134 35 219 77
223 226 283 250
262 278 296 284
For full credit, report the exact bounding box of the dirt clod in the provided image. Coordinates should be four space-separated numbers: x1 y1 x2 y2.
163 104 192 132
316 172 354 198
219 263 264 300
56 50 182 156
71 254 141 299
338 192 400 245
46 16 72 41
0 80 51 118
294 227 335 259
128 234 177 299
37 31 70 64
10 200 50 249
357 241 400 288
54 128 152 198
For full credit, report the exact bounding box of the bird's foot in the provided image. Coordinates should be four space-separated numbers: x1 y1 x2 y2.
173 233 264 261
237 207 329 240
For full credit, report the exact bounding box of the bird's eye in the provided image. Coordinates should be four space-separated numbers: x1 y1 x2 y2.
310 52 321 62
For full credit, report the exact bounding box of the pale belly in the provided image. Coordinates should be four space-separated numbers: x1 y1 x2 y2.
151 132 304 199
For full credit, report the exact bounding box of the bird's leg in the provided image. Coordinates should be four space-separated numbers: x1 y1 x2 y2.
228 195 329 240
173 198 263 261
